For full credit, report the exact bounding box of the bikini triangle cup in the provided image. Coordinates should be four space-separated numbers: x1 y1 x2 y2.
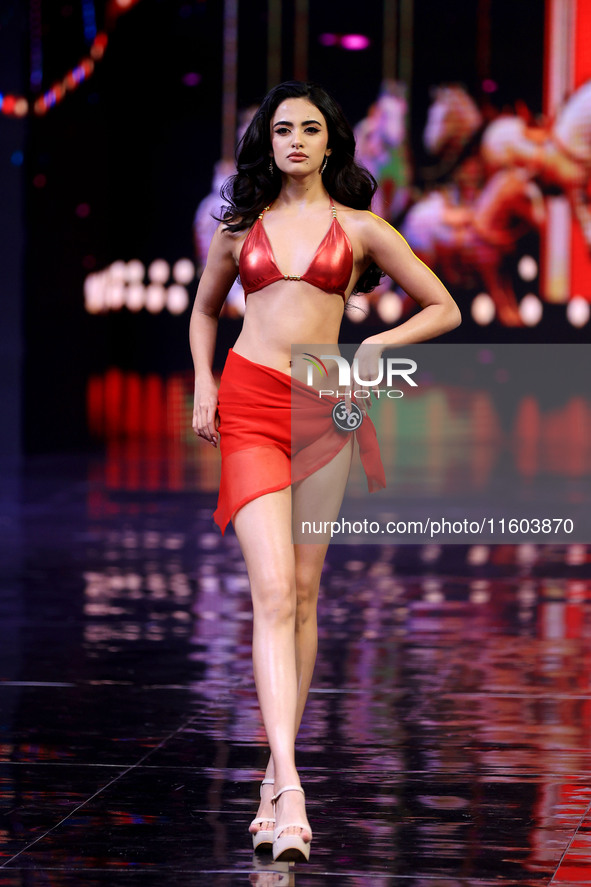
238 203 354 299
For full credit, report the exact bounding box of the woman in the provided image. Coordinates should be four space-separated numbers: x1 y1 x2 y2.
190 81 461 863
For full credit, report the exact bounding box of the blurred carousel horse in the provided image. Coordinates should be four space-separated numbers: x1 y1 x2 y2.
402 168 545 326
193 159 246 318
193 107 258 318
426 82 591 250
482 80 591 249
355 80 412 222
423 84 484 165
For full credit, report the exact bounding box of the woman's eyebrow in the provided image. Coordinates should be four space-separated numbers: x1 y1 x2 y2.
272 119 323 127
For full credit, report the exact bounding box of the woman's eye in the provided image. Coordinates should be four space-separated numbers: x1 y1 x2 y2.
305 127 320 134
275 127 290 135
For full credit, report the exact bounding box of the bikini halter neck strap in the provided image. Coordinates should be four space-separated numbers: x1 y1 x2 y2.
257 201 337 221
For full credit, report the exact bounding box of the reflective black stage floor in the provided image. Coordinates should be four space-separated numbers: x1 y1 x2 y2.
1 454 591 886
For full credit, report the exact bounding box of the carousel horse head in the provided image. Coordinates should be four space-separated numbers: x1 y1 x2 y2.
424 84 482 155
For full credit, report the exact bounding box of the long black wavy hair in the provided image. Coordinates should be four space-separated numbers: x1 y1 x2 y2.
220 81 384 294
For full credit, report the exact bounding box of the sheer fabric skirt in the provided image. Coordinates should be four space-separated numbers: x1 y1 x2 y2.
213 348 385 534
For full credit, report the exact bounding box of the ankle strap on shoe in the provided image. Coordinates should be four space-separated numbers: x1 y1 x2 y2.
260 777 274 796
271 784 304 804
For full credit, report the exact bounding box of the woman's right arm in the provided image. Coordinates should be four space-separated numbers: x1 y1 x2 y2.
189 223 239 446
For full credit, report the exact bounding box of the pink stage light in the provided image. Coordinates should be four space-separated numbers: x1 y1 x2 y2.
341 34 370 51
519 294 543 326
482 79 498 93
471 293 495 325
172 259 195 284
567 296 590 327
318 33 338 46
148 259 170 284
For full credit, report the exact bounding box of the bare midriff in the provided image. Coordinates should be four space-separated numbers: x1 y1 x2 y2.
232 279 346 379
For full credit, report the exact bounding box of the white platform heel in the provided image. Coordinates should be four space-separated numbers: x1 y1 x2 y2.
249 777 275 851
271 785 312 862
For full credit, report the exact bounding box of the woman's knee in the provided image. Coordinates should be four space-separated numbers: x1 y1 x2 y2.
295 574 320 625
251 575 296 623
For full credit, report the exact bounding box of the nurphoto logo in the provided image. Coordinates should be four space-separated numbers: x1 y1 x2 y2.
303 352 418 399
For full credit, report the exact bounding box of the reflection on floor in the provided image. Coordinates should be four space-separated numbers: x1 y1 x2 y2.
1 454 590 885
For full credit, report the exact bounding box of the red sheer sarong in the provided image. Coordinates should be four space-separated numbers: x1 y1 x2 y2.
213 349 386 534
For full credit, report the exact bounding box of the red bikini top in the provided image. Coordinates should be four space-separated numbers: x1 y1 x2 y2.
238 203 353 300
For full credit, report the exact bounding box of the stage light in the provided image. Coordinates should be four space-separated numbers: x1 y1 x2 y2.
33 173 47 188
148 259 170 284
10 151 24 166
516 544 537 567
172 258 195 284
85 275 106 313
109 261 126 281
421 545 441 563
467 545 489 565
145 284 166 313
126 283 145 312
318 33 338 46
105 282 125 310
341 34 370 50
517 255 538 281
2 95 15 114
566 544 587 566
482 79 498 93
477 348 494 364
519 294 542 326
469 581 490 604
517 581 536 606
76 203 91 218
90 33 108 60
422 578 443 603
14 98 28 117
376 292 403 324
167 285 189 315
125 260 144 283
182 73 201 87
566 296 590 327
471 293 495 325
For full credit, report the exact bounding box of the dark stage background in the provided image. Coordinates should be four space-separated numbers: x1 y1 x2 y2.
0 0 589 456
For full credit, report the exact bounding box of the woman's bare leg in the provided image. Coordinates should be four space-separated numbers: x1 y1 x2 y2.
249 544 327 839
234 488 311 842
247 441 353 838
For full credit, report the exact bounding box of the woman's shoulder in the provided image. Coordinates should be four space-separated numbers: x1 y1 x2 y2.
334 204 394 237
